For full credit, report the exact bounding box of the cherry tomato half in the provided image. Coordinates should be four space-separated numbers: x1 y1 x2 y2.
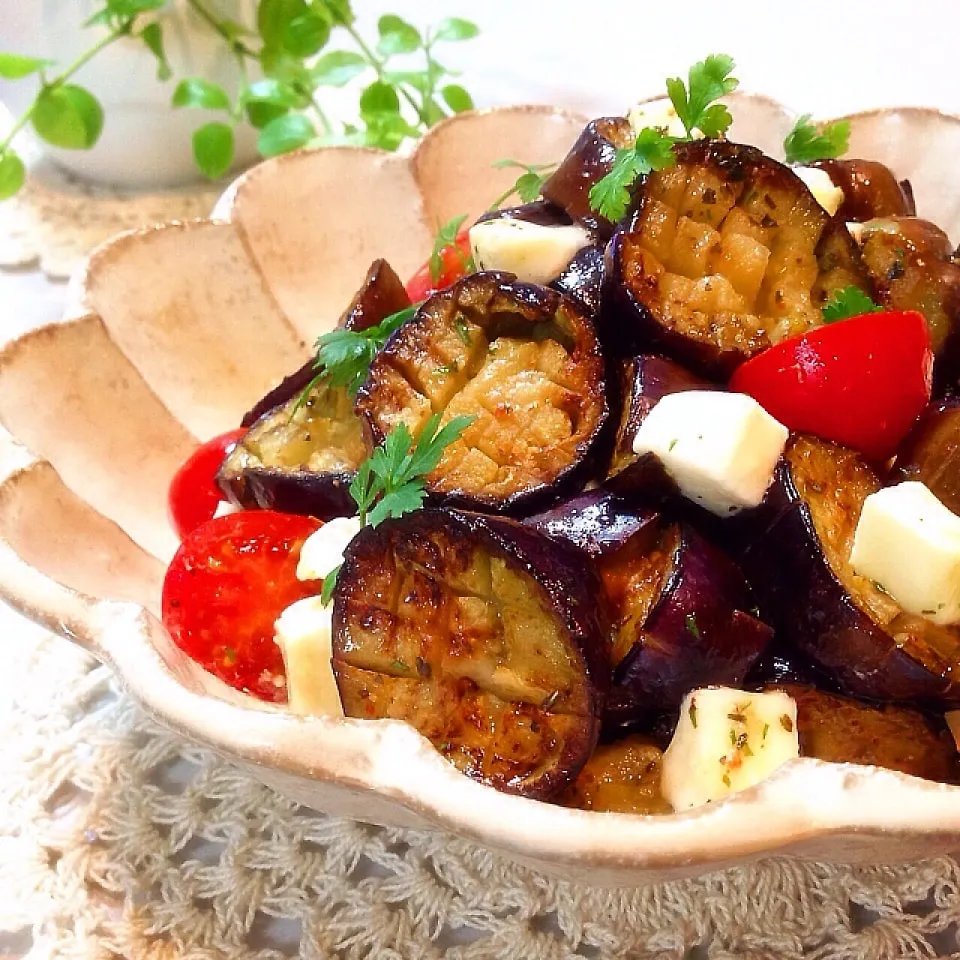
162 510 322 702
730 310 933 462
405 230 473 302
168 428 245 540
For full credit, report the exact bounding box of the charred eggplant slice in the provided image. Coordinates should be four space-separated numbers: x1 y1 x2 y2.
558 735 671 813
356 272 609 515
603 140 873 377
894 398 960 515
606 354 713 497
811 159 916 223
332 509 610 799
540 117 634 232
741 435 960 703
218 379 367 519
551 244 606 316
772 682 958 782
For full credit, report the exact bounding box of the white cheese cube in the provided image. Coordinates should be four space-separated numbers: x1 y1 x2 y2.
850 481 960 625
213 499 241 518
296 515 362 582
274 597 343 717
632 391 789 516
794 166 845 217
468 217 593 286
627 100 690 139
662 687 800 810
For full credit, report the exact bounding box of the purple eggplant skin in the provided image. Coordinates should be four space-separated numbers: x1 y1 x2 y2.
613 522 773 710
811 159 916 223
893 397 960 515
540 117 633 235
475 199 573 228
550 244 606 316
525 488 660 559
218 464 355 519
739 439 960 705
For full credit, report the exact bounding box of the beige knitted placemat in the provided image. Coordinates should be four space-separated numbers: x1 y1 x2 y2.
2 617 960 960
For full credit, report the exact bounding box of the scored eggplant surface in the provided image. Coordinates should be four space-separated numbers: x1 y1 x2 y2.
356 272 608 514
742 435 960 704
604 140 873 377
331 509 610 799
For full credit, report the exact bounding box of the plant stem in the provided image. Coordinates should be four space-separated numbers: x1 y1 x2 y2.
186 0 257 58
340 21 428 126
0 23 129 155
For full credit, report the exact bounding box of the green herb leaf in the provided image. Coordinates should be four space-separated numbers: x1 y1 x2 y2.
589 128 677 222
245 101 288 130
441 84 473 114
192 121 234 179
283 11 331 57
377 14 421 56
667 54 738 138
430 214 470 284
360 80 401 118
172 77 231 111
32 85 104 150
257 112 316 157
434 17 480 42
311 50 366 87
821 286 882 323
0 53 52 80
685 612 702 640
0 152 25 201
320 563 340 606
139 23 171 81
258 0 307 49
489 159 558 208
242 78 304 109
783 114 850 165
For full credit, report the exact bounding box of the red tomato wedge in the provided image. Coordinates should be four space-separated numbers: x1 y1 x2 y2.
405 229 473 302
168 428 245 540
730 310 933 462
162 511 322 702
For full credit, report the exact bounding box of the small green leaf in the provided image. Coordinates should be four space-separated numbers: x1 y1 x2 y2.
784 115 850 165
316 0 353 25
821 286 882 323
257 0 307 48
441 84 473 113
139 23 171 81
259 45 312 87
320 563 340 606
515 172 543 203
257 112 316 157
311 50 366 87
172 78 231 111
0 53 52 80
243 78 302 108
245 100 288 129
376 14 420 56
192 121 234 179
360 80 400 118
283 11 330 57
0 152 26 201
32 85 104 150
433 18 479 42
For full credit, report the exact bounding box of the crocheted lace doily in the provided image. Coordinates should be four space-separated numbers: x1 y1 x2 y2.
2 622 960 960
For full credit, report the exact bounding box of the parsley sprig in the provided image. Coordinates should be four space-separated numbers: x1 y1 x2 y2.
589 54 738 223
783 115 850 165
489 158 559 209
429 214 475 284
821 286 881 323
296 303 416 408
320 412 473 603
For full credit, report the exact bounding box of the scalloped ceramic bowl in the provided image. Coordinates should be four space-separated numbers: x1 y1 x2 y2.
3 93 960 885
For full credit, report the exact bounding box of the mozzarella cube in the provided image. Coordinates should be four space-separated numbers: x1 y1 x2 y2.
627 100 690 139
662 687 800 810
850 481 960 625
632 391 789 515
468 217 592 286
296 515 362 582
794 166 845 217
274 597 343 717
213 499 241 518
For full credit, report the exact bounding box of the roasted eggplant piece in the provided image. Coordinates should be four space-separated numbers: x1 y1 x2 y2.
218 379 367 519
331 509 610 799
772 682 958 782
558 736 671 813
604 520 772 710
606 354 713 497
741 435 960 704
811 159 916 222
540 117 633 233
602 140 874 378
356 272 609 515
893 397 960 515
551 244 606 316
475 199 572 229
